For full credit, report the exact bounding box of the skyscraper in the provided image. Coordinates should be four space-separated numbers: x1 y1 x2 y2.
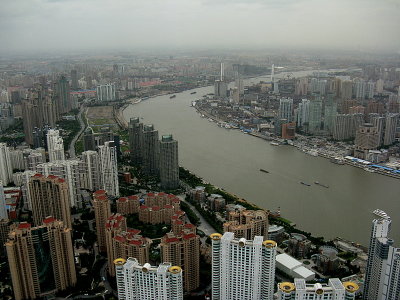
115 257 183 300
81 150 102 191
128 117 144 165
308 94 323 134
211 232 277 300
363 209 400 300
159 135 179 190
98 141 119 197
142 124 159 176
297 99 310 128
29 174 71 228
278 279 358 300
279 98 294 122
6 218 76 300
47 129 65 162
0 143 13 185
93 190 111 252
160 225 200 292
324 93 338 133
214 63 228 99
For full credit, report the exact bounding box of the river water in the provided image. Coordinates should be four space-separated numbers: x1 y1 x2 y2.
123 70 400 246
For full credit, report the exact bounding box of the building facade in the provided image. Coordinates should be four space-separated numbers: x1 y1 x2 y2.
159 135 179 190
211 232 277 300
93 190 111 252
114 257 183 300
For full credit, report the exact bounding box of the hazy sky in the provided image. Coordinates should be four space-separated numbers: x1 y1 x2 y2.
1 0 399 53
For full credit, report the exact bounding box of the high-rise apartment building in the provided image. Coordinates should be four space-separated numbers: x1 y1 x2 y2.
47 129 65 162
0 184 6 220
98 141 119 197
115 257 183 300
93 190 111 252
142 124 159 176
105 213 151 276
159 135 179 190
36 160 82 207
25 149 45 171
354 124 380 159
278 279 358 300
0 143 13 185
363 209 400 300
6 218 76 300
383 113 398 146
56 75 71 114
29 174 71 228
370 114 385 146
71 70 78 90
308 94 323 134
96 83 116 102
340 80 353 101
324 93 338 133
297 99 310 128
223 209 269 240
160 225 200 292
81 150 102 191
128 117 143 165
279 98 294 122
211 232 277 300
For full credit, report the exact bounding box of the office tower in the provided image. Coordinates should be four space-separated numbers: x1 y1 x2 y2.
278 279 358 300
383 114 399 146
114 257 183 300
93 190 111 252
71 70 78 90
363 210 400 300
128 117 144 165
6 218 76 300
0 143 13 185
223 209 269 240
56 75 71 114
0 184 6 219
159 135 179 190
29 174 71 228
81 150 102 191
297 99 310 128
354 124 380 159
324 93 338 133
47 129 65 162
308 94 323 134
105 213 151 277
340 80 353 101
160 226 200 292
142 124 159 176
279 98 294 122
98 141 119 197
96 83 116 102
211 232 277 300
214 63 228 99
36 160 82 207
83 128 96 151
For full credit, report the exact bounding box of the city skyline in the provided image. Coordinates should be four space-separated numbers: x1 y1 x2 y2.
0 0 399 54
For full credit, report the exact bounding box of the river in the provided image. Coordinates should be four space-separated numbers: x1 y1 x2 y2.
123 69 400 246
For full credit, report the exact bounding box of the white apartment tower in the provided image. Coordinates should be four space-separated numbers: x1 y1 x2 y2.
98 141 119 197
211 232 277 300
278 278 358 300
96 83 116 102
363 209 400 300
47 129 65 162
81 150 102 191
279 98 294 123
297 99 310 128
0 143 13 185
114 257 183 300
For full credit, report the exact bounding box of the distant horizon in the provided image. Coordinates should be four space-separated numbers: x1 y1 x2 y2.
1 0 399 56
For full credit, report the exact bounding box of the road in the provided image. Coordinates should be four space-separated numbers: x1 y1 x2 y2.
69 106 87 158
100 262 118 297
178 196 216 237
